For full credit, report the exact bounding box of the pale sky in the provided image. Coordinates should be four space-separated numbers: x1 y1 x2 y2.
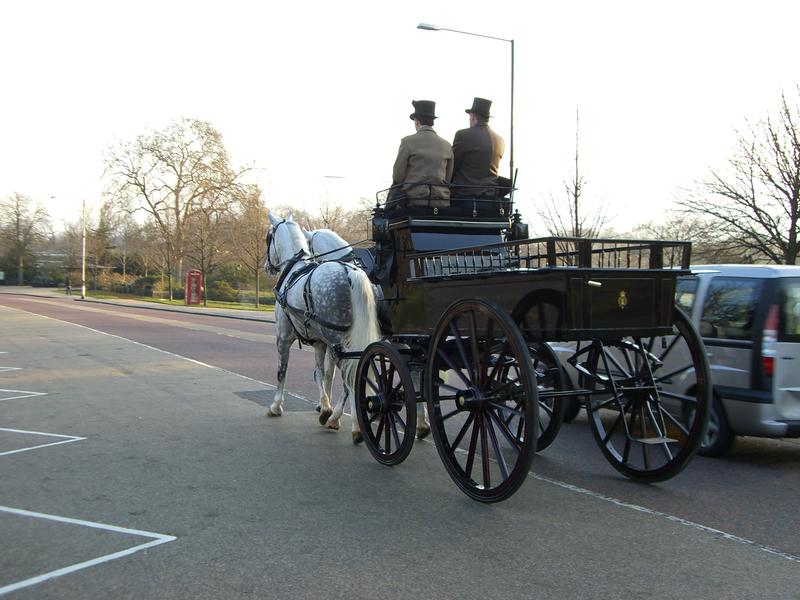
1 0 798 234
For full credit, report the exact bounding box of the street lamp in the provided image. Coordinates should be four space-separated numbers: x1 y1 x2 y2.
80 199 86 299
417 23 515 184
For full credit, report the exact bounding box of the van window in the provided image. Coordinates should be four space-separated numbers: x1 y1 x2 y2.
700 277 762 340
780 278 800 340
675 276 698 314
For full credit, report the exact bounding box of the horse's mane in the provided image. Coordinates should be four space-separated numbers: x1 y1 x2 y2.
282 216 311 253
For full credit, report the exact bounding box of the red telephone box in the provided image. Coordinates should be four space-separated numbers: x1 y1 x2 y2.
185 269 202 305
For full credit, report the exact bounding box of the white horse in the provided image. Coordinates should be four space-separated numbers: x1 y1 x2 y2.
303 226 431 440
265 213 381 440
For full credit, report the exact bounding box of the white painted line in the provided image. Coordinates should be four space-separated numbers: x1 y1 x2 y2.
530 473 800 564
0 389 47 402
0 367 21 373
0 428 86 457
0 505 176 596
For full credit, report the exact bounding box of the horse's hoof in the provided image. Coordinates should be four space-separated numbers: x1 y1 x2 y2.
267 407 282 417
352 432 364 445
325 418 340 431
416 426 431 440
318 408 333 426
315 405 321 413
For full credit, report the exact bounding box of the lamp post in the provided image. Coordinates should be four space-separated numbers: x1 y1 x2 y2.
417 23 515 184
80 199 86 299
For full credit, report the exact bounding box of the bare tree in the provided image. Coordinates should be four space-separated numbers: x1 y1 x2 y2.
627 213 742 264
538 108 608 239
678 88 800 264
184 189 235 306
114 214 143 284
105 118 247 298
230 185 268 306
0 193 51 284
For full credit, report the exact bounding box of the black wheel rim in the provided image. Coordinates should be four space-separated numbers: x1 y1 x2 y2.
356 341 416 466
426 299 538 503
583 307 711 482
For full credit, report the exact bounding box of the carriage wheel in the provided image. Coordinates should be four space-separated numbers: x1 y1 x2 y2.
581 307 711 482
355 341 417 466
512 293 568 451
425 298 538 503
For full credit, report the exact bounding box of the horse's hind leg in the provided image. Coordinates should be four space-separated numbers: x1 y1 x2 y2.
417 404 431 439
325 358 363 445
315 343 334 425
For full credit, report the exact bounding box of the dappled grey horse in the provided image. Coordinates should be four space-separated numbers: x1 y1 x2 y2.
303 226 431 439
265 213 381 440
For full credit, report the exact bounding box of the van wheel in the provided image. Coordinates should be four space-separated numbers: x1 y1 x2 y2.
698 396 735 457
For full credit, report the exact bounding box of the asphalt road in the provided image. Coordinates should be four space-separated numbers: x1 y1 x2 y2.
1 290 798 598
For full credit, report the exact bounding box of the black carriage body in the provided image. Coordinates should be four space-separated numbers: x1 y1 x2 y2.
377 215 690 341
358 198 711 501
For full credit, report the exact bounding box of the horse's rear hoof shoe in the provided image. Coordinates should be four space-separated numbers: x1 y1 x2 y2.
319 408 333 426
352 432 364 445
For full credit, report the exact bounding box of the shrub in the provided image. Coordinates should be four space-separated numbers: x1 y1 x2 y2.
207 280 237 302
131 276 158 297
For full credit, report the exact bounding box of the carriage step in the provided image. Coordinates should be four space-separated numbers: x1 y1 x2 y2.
634 436 677 445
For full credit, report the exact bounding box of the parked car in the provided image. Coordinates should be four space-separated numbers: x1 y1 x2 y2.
671 264 800 456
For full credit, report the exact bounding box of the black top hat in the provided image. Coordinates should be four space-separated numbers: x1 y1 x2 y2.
410 100 437 121
466 97 492 118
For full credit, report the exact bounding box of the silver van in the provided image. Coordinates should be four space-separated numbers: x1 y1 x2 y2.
673 265 800 456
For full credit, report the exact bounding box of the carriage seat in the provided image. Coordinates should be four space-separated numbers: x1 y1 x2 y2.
383 180 513 221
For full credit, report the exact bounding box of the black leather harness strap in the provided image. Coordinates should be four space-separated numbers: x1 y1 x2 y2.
274 255 355 346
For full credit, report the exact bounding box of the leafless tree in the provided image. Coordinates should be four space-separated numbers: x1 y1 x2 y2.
677 87 800 264
184 188 235 306
105 118 247 298
0 192 51 284
229 185 268 306
114 214 143 284
538 109 608 240
626 213 743 264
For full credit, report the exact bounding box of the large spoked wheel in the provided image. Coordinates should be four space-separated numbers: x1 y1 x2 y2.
355 341 417 466
581 307 711 482
512 292 568 451
425 298 538 503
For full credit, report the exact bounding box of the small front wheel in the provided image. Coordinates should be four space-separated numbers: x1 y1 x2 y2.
355 341 417 466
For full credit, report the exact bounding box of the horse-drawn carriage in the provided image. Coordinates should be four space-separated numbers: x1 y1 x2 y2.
267 184 711 503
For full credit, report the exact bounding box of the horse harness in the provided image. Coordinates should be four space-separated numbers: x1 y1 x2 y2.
273 249 357 347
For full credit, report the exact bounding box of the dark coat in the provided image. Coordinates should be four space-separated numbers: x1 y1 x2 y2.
451 122 505 197
391 126 454 206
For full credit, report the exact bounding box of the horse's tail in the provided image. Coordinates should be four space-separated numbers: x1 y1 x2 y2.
340 268 382 387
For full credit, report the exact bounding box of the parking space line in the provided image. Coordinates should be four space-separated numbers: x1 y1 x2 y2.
0 506 176 596
0 428 86 457
0 389 47 402
0 367 21 373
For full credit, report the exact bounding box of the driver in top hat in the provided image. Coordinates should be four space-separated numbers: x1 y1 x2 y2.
389 99 454 208
451 97 505 198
